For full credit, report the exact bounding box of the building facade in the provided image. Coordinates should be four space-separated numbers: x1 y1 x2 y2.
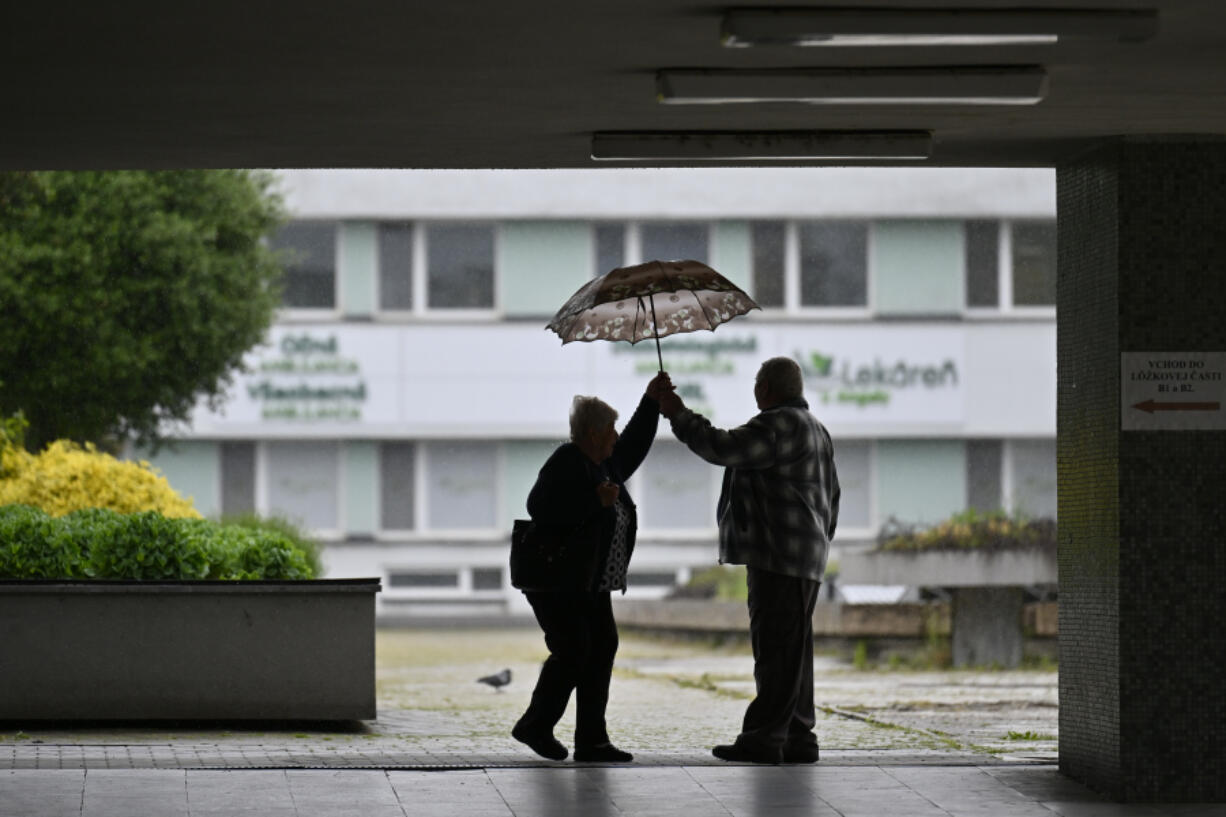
141 168 1057 619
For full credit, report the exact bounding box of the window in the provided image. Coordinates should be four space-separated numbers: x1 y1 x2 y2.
640 222 708 264
380 442 416 530
834 441 872 530
627 571 678 588
966 440 1003 512
798 221 868 307
265 442 339 532
426 222 495 308
1011 221 1057 306
750 221 785 308
220 442 256 516
636 442 717 530
965 220 1000 308
270 221 336 309
425 441 497 529
472 568 503 591
594 223 625 276
1009 440 1056 519
388 572 459 589
378 221 414 310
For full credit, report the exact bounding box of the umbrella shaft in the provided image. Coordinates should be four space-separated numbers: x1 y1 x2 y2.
649 293 663 373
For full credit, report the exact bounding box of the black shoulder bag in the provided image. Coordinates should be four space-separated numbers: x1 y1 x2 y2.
509 515 601 592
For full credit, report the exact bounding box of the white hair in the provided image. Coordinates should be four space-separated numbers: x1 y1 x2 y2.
757 357 804 401
569 395 618 443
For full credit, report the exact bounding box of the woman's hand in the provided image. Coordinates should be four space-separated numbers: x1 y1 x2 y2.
645 371 674 401
596 480 620 507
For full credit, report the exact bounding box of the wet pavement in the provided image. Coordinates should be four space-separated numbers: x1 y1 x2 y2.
2 628 1057 768
3 629 1223 815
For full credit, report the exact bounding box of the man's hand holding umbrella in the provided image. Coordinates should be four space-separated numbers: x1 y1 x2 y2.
657 384 685 419
645 370 675 404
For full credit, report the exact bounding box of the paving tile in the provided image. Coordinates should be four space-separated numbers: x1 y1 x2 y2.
983 766 1100 802
284 768 401 805
0 796 84 817
1002 799 1226 817
292 808 408 817
192 804 302 809
82 804 189 817
1040 803 1161 816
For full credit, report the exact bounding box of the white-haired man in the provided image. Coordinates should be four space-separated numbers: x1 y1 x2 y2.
658 357 840 764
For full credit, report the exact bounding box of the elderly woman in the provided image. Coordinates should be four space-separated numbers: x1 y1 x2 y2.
511 372 671 763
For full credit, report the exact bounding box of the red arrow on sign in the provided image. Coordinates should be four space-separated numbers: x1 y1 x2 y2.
1133 399 1221 413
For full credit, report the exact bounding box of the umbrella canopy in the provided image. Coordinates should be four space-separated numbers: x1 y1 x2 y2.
546 259 760 370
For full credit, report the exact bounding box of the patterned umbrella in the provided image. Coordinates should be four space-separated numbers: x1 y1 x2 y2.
546 259 760 371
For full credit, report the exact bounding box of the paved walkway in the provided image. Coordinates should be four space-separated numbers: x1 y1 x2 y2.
2 630 1223 814
4 765 1226 816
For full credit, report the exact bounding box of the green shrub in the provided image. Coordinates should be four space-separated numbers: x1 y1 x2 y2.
0 504 80 578
82 511 212 580
877 509 1056 553
675 565 748 601
219 513 322 579
0 504 318 580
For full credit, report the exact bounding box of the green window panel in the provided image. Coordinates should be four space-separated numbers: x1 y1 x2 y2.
343 441 379 536
711 221 752 292
500 440 560 529
339 221 377 317
133 441 220 518
499 221 591 318
874 220 964 316
875 439 967 527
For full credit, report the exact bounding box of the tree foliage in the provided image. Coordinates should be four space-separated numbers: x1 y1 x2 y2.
0 170 285 450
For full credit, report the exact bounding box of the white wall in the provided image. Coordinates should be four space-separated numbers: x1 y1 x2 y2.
276 168 1055 220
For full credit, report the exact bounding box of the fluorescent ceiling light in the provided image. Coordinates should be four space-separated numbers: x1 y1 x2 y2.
657 67 1048 105
721 7 1158 48
590 131 932 161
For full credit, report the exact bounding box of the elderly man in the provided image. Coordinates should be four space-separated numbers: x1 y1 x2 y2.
658 356 840 764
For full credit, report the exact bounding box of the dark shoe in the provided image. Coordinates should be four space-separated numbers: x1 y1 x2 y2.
782 743 820 763
573 743 633 762
711 743 782 764
512 724 568 761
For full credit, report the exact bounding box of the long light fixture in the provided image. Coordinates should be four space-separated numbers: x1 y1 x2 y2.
721 7 1158 48
657 66 1048 105
590 130 933 162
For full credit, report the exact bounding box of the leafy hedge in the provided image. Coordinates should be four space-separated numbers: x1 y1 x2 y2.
0 504 317 580
877 509 1056 553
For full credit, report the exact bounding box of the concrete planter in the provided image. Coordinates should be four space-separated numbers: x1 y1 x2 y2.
838 548 1057 588
839 548 1056 669
0 579 380 721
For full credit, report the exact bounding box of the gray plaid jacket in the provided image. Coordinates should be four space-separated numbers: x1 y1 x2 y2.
669 397 840 581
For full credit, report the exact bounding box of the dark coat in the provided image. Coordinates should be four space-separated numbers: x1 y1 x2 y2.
526 394 659 591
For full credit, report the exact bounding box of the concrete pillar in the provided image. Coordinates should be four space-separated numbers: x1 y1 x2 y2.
951 587 1023 668
1057 138 1226 801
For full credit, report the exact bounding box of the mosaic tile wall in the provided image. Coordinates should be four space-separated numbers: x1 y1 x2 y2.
1057 149 1123 798
1058 141 1226 801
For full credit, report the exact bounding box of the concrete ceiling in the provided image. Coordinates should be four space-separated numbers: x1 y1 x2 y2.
3 1 1224 170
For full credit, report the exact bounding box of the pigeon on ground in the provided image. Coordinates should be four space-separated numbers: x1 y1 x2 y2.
477 668 512 691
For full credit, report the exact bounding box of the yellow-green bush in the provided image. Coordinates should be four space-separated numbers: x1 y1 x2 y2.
0 439 200 519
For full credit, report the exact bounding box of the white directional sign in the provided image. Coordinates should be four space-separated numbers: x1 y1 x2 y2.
1121 352 1226 430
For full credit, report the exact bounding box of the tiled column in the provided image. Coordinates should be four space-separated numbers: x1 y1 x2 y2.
1057 139 1226 801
